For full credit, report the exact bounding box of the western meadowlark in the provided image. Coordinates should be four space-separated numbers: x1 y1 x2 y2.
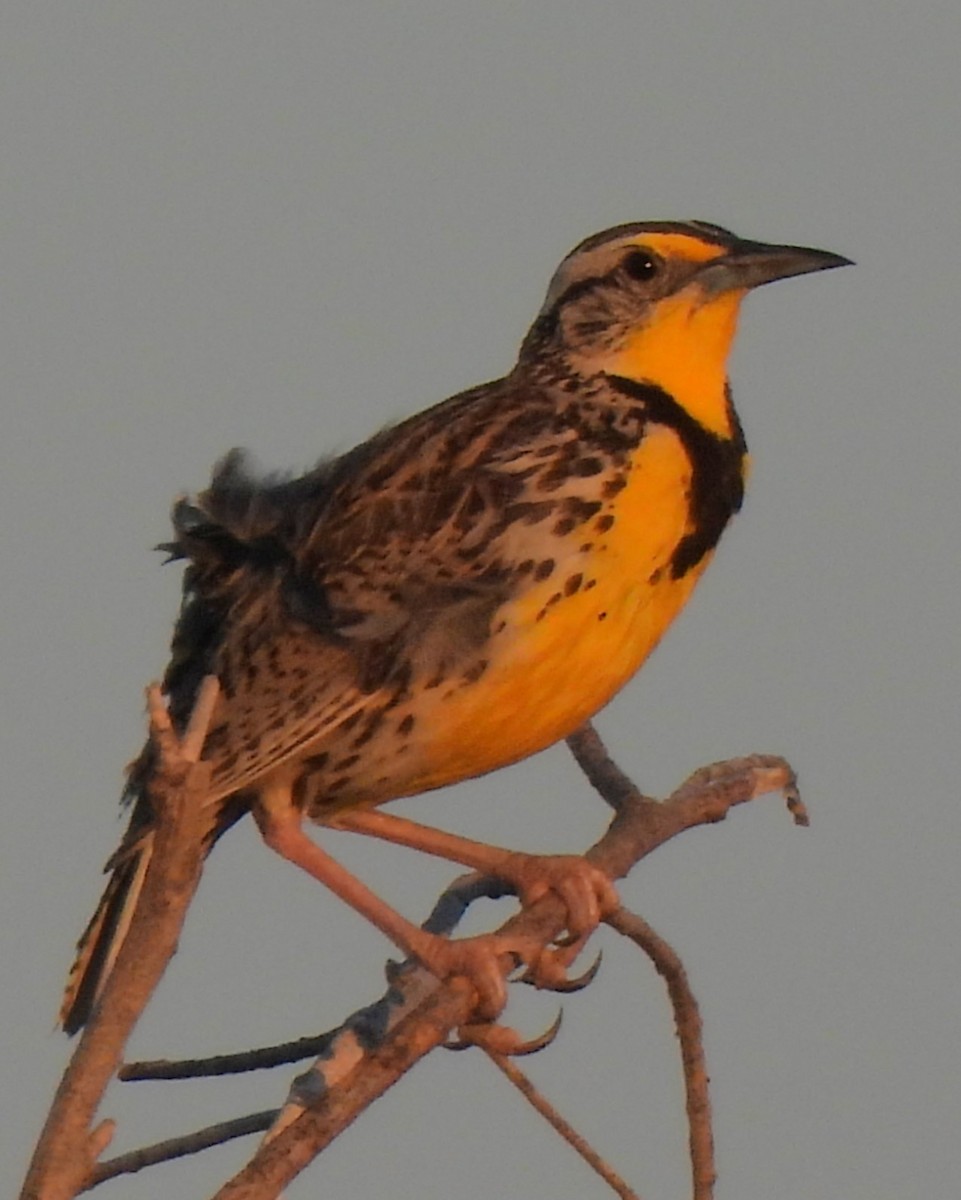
61 221 849 1032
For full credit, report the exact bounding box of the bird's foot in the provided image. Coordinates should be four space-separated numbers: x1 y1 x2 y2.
405 854 614 1023
495 852 619 940
405 926 546 1020
522 946 603 992
447 1010 564 1056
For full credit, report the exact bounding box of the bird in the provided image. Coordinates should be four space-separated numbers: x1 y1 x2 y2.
60 220 850 1033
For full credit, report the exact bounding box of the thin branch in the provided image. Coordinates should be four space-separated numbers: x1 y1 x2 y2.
566 723 650 811
32 705 804 1199
82 1111 278 1190
484 1050 642 1200
608 908 714 1200
20 680 219 1200
207 743 804 1198
211 979 480 1200
121 1035 340 1082
122 873 509 1082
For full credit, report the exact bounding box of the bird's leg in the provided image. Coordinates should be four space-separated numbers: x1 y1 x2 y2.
253 785 546 1019
327 808 618 949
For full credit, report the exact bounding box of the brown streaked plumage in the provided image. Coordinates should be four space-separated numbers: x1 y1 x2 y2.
61 221 849 1032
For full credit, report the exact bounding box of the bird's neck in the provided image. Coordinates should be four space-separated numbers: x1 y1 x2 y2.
603 290 745 440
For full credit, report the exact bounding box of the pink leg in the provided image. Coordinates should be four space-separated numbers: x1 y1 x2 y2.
328 807 619 939
253 785 550 1018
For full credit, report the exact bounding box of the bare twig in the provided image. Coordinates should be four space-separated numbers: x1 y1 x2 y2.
206 740 804 1198
121 1037 336 1081
608 908 714 1200
211 979 480 1200
82 1111 278 1190
485 1051 642 1200
20 679 219 1200
31 707 804 1199
566 723 650 811
122 873 509 1082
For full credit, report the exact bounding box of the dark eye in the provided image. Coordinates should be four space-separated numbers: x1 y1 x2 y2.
623 249 660 281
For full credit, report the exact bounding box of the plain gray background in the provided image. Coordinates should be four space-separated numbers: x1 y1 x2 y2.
3 3 958 1197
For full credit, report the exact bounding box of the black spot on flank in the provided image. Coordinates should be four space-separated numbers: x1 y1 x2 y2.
572 457 603 476
553 517 576 537
563 498 603 524
302 751 330 771
464 487 487 517
351 714 384 749
516 559 535 576
584 579 597 590
334 753 360 772
534 558 555 581
598 611 608 621
602 475 627 499
536 472 569 494
502 500 557 526
564 573 583 596
595 514 615 533
398 714 415 735
462 659 489 684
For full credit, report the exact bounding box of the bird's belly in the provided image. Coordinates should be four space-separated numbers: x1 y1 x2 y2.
401 426 709 792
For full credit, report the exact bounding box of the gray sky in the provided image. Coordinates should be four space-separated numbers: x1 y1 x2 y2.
3 4 958 1197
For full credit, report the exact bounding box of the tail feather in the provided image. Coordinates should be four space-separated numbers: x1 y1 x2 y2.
59 832 153 1035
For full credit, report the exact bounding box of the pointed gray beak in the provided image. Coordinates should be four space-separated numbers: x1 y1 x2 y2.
696 239 853 295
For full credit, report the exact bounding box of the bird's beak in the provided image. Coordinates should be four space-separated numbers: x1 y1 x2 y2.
695 239 853 295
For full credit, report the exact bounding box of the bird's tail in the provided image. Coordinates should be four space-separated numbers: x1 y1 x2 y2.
59 830 154 1035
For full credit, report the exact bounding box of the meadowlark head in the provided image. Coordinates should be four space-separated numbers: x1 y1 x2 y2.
520 220 850 379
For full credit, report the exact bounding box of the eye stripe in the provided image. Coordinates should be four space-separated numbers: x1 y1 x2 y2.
541 270 620 328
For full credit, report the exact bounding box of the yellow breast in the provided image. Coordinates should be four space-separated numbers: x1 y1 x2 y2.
405 425 709 791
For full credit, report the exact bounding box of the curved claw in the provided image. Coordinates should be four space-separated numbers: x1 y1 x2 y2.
524 949 603 994
445 1009 564 1057
510 1008 564 1056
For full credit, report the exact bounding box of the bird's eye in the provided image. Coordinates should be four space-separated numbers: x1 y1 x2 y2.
623 249 660 281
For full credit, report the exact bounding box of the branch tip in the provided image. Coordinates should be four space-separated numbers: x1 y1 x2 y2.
87 1119 116 1160
608 907 715 1200
182 675 221 763
485 1050 641 1200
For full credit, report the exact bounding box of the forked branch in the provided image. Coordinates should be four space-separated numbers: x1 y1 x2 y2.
20 679 219 1200
26 708 806 1200
127 735 803 1199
